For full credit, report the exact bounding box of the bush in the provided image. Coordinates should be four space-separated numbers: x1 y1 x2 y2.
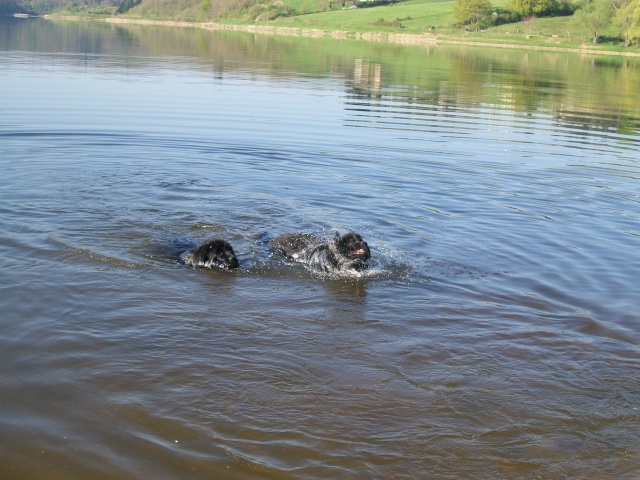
477 8 522 28
372 17 402 27
116 0 142 14
251 0 295 21
357 0 398 8
508 0 573 17
453 0 493 25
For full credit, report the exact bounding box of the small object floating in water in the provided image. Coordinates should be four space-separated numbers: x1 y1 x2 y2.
182 239 239 270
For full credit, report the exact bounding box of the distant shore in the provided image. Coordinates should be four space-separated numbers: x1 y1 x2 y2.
42 15 640 58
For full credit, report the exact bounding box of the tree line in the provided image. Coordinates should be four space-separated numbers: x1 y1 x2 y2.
453 0 640 46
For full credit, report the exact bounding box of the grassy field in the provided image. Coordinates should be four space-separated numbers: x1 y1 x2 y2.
253 0 637 52
268 0 462 33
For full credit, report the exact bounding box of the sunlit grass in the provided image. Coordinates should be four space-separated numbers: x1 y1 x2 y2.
271 0 456 33
268 0 527 35
260 0 637 51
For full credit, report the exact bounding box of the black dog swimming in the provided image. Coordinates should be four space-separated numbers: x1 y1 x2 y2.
270 232 371 273
181 239 239 270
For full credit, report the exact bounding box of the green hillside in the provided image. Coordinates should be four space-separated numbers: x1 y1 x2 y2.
9 0 640 51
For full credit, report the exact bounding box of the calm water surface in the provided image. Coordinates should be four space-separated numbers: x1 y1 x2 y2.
1 16 639 479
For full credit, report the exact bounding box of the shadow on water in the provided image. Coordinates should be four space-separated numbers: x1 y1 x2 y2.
48 236 152 269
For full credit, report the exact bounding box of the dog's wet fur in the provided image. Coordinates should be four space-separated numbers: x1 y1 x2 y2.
270 232 371 273
182 238 239 270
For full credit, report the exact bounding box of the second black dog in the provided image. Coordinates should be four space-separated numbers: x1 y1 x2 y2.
270 231 371 273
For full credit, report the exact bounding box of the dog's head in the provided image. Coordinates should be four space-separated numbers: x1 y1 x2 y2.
333 232 371 268
201 239 239 270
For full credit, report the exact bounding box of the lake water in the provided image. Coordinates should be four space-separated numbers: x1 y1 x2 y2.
1 15 639 479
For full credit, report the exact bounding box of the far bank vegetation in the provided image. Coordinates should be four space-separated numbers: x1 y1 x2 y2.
453 0 640 46
7 0 640 47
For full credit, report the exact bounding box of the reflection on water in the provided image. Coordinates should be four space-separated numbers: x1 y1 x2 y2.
1 16 639 480
2 17 640 138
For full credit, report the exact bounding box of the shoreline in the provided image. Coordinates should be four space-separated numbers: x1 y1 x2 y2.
43 15 640 57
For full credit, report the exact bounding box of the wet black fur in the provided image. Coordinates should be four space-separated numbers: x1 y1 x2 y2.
182 239 239 270
270 232 371 273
